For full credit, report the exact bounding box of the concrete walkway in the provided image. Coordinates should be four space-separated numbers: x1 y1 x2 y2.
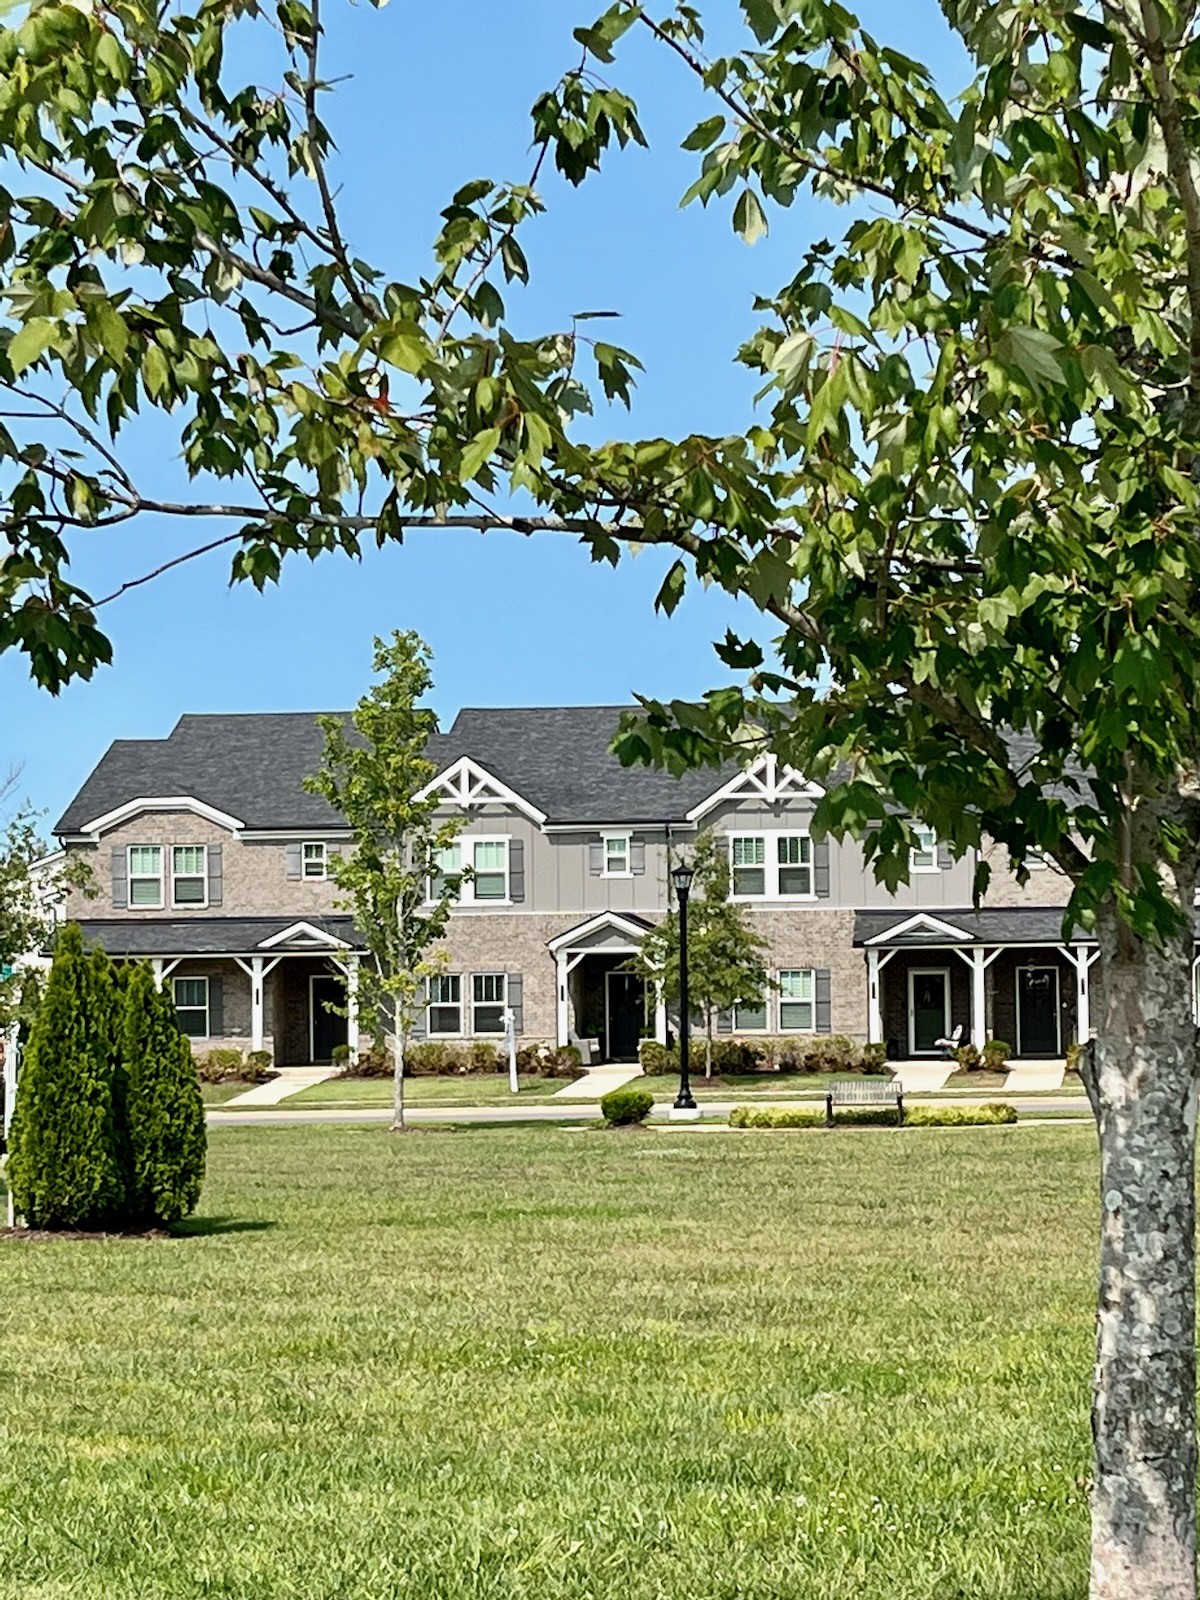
1004 1060 1066 1093
890 1060 954 1093
552 1063 644 1100
223 1066 340 1108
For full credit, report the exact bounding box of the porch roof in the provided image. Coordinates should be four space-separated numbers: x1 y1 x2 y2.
74 916 364 958
853 907 1082 949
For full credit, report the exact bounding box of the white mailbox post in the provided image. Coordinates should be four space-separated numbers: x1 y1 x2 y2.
502 1006 518 1095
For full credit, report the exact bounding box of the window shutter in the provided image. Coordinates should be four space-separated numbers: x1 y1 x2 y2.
208 977 224 1039
631 838 646 875
716 1009 733 1035
937 840 952 870
815 970 832 1034
588 840 603 877
207 844 223 907
285 843 302 880
814 839 831 898
408 993 426 1041
508 839 525 902
111 847 128 909
507 973 523 1034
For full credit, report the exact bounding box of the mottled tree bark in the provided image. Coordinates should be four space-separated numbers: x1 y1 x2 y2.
1088 882 1200 1600
391 996 407 1134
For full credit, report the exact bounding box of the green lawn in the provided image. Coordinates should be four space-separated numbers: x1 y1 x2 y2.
287 1073 565 1107
200 1081 255 1106
0 1122 1096 1599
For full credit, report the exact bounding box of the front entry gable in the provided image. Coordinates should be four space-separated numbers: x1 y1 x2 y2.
548 910 654 957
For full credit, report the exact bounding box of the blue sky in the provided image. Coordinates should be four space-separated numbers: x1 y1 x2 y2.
2 0 963 827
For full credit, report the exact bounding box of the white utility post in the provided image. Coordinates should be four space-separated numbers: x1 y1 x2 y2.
4 1022 21 1227
503 1005 518 1094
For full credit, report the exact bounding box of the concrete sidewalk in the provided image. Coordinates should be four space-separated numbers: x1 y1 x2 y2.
553 1063 644 1100
890 1061 954 1093
224 1066 339 1108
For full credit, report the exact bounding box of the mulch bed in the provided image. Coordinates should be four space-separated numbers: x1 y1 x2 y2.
0 1225 170 1242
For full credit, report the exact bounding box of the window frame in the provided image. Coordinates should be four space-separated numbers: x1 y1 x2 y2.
170 844 208 908
302 841 328 880
173 975 210 1037
128 844 164 909
601 832 631 879
427 974 463 1036
728 830 816 901
778 968 817 1033
472 972 507 1035
427 836 511 906
909 826 940 874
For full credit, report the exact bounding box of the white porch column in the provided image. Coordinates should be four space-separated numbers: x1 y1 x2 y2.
866 949 884 1045
654 982 668 1046
346 955 360 1064
152 958 163 992
556 952 570 1048
971 948 988 1049
250 956 265 1053
1076 947 1091 1043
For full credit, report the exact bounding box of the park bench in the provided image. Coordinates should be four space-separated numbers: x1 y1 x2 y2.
825 1078 904 1127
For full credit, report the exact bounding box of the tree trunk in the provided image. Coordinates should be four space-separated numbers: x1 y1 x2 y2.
1088 899 1199 1600
391 996 406 1133
705 1013 713 1079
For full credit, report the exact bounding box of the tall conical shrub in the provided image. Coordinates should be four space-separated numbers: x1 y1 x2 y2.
7 924 126 1228
121 963 206 1224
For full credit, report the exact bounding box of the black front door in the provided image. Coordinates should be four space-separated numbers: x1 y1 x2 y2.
605 971 645 1062
310 974 348 1062
1016 966 1060 1057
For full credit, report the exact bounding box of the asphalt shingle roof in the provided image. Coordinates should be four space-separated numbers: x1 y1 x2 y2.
852 907 1082 945
55 707 738 835
74 916 363 957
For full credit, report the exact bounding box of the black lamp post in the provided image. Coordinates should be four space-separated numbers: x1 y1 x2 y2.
671 860 697 1113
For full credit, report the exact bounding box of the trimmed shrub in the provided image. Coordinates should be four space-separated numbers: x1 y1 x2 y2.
120 964 207 1224
7 924 127 1229
194 1047 247 1083
729 1102 1017 1130
955 1042 982 1072
467 1040 502 1074
244 1050 276 1082
1065 1040 1085 1076
646 1036 888 1077
331 1044 352 1068
600 1086 654 1126
981 1039 1010 1073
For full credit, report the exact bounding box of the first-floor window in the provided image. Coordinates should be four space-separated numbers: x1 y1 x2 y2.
731 835 766 896
472 973 506 1034
129 845 163 907
778 969 816 1032
733 993 769 1032
172 845 207 906
910 826 939 872
174 976 210 1037
428 975 462 1035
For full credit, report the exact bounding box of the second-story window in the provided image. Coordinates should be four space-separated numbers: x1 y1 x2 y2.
777 835 813 896
128 845 163 908
910 826 939 873
171 846 207 906
302 842 327 880
731 836 766 896
471 840 508 900
603 834 630 877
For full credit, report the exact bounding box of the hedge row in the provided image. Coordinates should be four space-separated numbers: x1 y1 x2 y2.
194 1048 275 1084
729 1102 1018 1130
639 1035 889 1076
342 1040 584 1079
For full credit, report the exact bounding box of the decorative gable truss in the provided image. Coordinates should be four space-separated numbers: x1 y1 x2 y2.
415 756 546 825
687 754 824 823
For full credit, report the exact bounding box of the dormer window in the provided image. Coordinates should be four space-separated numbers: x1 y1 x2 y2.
128 846 164 908
302 841 327 880
171 845 207 906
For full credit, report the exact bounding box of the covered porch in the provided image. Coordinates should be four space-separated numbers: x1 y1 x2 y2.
856 910 1097 1061
79 916 368 1066
548 912 666 1062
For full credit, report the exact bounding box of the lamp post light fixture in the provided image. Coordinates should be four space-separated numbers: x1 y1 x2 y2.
670 860 699 1120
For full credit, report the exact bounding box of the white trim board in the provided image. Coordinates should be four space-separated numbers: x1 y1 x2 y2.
416 756 547 826
547 911 652 955
863 912 974 945
258 920 352 950
79 795 245 837
687 753 824 823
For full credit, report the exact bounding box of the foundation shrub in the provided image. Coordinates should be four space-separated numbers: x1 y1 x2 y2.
194 1048 250 1083
955 1043 983 1073
981 1039 1011 1073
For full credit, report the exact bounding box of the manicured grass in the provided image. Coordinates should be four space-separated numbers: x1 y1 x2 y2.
286 1073 565 1107
0 1121 1096 1599
200 1081 255 1105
